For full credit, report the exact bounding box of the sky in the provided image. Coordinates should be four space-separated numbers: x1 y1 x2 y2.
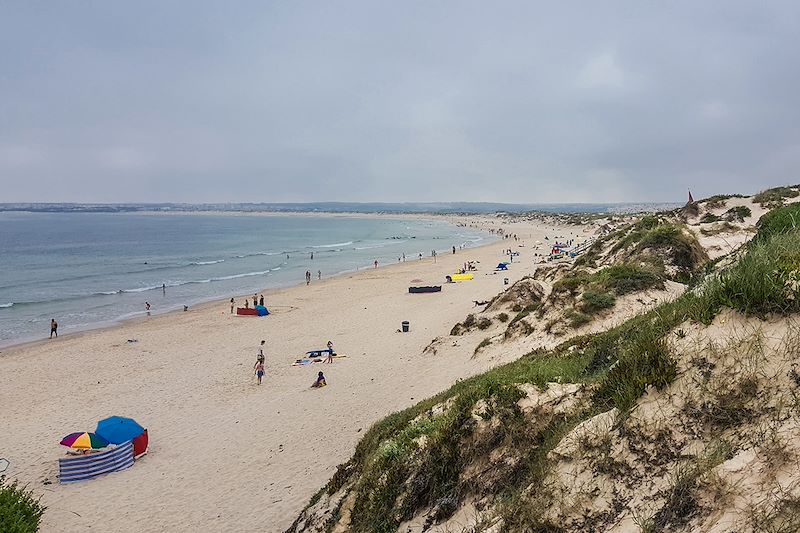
1 1 799 204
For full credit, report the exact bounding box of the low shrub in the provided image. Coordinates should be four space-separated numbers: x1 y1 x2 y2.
564 309 592 328
723 205 751 222
497 312 509 323
705 197 728 210
594 264 665 295
0 476 45 533
580 291 616 313
700 222 738 236
477 317 492 330
700 213 722 223
551 271 591 295
462 314 476 328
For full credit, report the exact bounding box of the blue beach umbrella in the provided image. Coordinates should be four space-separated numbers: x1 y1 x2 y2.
95 416 145 444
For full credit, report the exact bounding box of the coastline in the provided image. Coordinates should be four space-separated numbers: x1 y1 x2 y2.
0 213 593 532
0 211 493 353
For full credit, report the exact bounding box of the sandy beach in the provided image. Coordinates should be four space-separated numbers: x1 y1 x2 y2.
0 214 587 533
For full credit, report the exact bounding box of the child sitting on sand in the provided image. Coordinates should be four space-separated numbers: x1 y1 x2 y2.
311 371 326 388
254 361 265 385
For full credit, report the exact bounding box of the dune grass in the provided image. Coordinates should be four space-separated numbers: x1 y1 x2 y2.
754 203 800 242
753 186 799 207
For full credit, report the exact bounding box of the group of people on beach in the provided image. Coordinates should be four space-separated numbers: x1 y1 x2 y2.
252 338 329 388
305 270 322 285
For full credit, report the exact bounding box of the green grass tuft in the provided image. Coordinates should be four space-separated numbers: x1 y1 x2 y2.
0 476 46 533
754 203 800 242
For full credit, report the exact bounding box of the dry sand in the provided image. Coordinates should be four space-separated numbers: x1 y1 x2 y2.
0 215 589 533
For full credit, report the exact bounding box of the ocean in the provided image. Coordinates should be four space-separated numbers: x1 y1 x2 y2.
0 212 490 346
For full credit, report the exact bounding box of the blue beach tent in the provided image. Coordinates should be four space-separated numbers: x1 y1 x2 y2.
255 305 270 316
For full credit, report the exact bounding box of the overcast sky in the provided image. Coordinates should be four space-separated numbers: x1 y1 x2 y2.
1 1 799 203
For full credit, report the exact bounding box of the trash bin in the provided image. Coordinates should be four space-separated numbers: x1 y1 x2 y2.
402 321 410 333
504 278 509 285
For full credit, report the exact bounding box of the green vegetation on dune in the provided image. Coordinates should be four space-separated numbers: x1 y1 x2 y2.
724 205 751 222
754 202 800 242
0 476 45 533
294 206 800 533
552 263 664 324
753 186 799 207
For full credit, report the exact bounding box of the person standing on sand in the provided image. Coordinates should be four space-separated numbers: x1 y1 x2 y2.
253 294 258 307
162 283 166 295
50 319 58 338
324 340 334 363
306 270 311 285
230 298 235 313
374 259 378 269
318 270 321 280
452 246 456 254
145 302 151 314
257 340 266 364
259 294 264 306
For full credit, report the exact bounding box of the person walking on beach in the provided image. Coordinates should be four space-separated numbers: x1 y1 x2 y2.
50 319 58 338
230 298 235 314
162 283 166 295
310 252 314 260
374 259 378 269
317 270 321 280
305 270 311 285
145 302 151 314
452 246 456 254
254 360 265 385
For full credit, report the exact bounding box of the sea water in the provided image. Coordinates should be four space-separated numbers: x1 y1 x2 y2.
0 212 490 346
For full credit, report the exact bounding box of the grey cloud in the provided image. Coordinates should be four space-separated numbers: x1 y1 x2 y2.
1 1 799 203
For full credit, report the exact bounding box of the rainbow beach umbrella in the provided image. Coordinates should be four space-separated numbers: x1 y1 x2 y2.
60 432 109 450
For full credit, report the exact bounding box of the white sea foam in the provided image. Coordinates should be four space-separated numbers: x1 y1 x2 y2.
311 241 353 248
190 260 225 265
0 302 13 308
